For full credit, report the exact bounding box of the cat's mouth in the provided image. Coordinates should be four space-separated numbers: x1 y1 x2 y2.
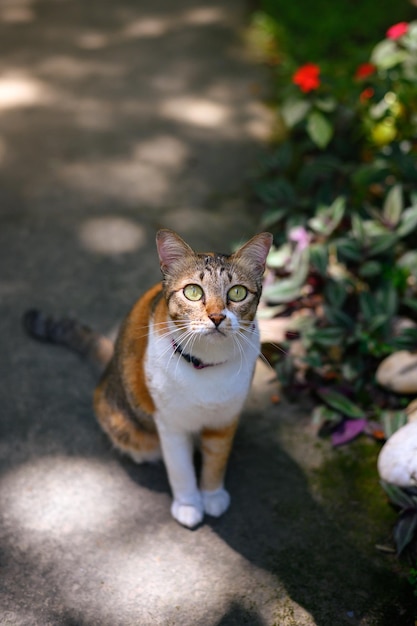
205 327 227 338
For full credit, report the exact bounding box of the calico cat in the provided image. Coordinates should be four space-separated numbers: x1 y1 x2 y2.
24 229 272 528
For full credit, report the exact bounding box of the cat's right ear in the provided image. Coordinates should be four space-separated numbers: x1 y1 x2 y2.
156 229 194 273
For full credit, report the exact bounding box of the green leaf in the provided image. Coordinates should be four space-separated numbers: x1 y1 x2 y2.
280 98 311 128
391 327 417 350
376 282 398 319
398 250 417 276
255 178 295 206
324 306 354 330
306 110 334 149
397 205 417 238
368 233 398 257
380 410 408 439
315 97 337 113
359 291 379 321
351 214 367 243
371 39 408 69
312 404 342 425
308 197 345 236
261 207 288 228
324 279 347 308
263 250 309 304
394 512 417 555
383 185 403 226
381 481 417 510
266 243 292 269
309 244 328 276
316 389 365 418
335 237 363 262
368 314 390 333
402 298 417 314
263 279 304 304
311 326 346 347
359 261 382 278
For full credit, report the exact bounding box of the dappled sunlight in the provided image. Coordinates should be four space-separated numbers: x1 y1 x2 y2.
0 72 53 110
243 101 274 140
0 0 35 24
122 16 171 39
58 158 170 204
118 7 228 42
181 7 227 26
76 30 112 50
79 216 146 255
38 56 124 81
161 96 231 128
0 456 127 537
0 453 303 625
132 135 189 167
58 135 189 205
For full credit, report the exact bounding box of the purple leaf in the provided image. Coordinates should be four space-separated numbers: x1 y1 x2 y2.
331 418 367 446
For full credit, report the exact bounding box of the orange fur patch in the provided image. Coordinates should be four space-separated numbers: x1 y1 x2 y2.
121 283 165 415
94 384 160 457
200 420 238 491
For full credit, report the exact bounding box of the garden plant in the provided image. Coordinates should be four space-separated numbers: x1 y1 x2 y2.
252 17 417 557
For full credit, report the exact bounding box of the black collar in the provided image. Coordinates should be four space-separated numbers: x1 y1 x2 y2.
171 339 224 370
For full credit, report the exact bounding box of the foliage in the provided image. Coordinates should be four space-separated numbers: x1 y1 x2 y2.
255 0 414 71
381 482 417 555
256 22 417 445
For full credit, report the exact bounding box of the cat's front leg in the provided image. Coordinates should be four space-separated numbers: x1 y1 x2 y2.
156 426 203 529
200 420 238 518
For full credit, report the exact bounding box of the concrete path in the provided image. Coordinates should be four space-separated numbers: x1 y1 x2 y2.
0 2 410 625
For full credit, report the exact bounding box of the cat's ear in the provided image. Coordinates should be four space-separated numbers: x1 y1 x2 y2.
156 229 194 273
233 232 273 273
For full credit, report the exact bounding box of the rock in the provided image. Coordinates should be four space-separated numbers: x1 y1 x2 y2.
377 422 417 487
376 350 417 393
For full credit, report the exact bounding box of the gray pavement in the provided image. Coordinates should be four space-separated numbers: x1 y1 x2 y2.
0 2 412 625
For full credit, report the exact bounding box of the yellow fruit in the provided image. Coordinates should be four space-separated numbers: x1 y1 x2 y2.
371 119 397 146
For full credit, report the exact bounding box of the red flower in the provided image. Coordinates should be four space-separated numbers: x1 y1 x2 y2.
292 63 321 93
360 87 374 103
386 22 408 40
355 63 376 80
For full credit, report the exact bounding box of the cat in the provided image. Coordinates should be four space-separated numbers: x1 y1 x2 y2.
23 228 272 528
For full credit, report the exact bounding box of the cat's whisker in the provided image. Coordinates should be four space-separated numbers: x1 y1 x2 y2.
231 334 245 380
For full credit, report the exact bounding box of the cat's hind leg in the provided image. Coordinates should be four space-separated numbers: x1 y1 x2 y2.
93 384 161 463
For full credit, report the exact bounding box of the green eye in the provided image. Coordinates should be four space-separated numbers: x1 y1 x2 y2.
228 285 247 302
183 284 204 301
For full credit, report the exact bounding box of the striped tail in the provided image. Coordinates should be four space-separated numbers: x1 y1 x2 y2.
22 309 114 371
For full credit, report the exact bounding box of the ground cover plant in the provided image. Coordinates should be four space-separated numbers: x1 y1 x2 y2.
250 8 417 564
256 20 417 442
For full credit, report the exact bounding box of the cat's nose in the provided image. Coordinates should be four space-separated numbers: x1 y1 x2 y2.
208 313 226 327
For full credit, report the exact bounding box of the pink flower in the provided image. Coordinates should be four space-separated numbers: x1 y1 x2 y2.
354 63 376 80
292 63 321 93
289 226 310 251
386 22 408 40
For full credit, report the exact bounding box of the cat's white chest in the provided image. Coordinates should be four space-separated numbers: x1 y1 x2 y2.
145 323 259 432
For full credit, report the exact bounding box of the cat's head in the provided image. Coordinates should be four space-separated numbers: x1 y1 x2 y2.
156 229 272 341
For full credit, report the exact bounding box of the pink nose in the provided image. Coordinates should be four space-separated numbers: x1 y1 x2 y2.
208 313 226 327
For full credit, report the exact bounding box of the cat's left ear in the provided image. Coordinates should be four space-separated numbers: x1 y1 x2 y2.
156 229 194 273
233 232 273 273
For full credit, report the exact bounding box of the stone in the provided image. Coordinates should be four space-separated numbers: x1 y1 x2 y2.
376 350 417 393
377 422 417 486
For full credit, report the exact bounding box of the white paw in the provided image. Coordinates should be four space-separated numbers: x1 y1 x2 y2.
171 500 204 529
202 488 230 518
